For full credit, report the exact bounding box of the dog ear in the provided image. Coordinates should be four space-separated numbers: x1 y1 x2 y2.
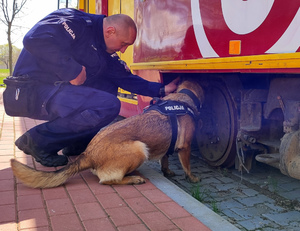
178 75 189 85
180 75 200 83
179 75 187 82
179 76 197 86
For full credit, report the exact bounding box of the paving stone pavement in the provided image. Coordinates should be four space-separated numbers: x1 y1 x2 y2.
145 148 300 231
1 86 300 230
0 88 240 231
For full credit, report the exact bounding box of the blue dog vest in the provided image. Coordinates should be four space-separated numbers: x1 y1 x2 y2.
143 94 198 155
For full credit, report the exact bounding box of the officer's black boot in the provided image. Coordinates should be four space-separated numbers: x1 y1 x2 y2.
15 132 68 167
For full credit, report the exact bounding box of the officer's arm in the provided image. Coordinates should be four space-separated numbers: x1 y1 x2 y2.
106 55 178 97
69 66 86 85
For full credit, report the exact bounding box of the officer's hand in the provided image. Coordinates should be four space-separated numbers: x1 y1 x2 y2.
165 77 180 95
70 66 86 85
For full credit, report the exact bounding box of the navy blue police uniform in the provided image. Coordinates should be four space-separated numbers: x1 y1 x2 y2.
12 8 163 154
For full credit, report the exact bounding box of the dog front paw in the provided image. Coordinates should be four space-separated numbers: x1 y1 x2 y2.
130 176 146 184
162 168 175 177
186 174 201 183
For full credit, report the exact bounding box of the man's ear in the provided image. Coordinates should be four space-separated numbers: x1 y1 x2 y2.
105 26 116 37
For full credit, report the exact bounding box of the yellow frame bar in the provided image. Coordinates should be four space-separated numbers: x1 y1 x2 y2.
130 53 300 71
117 97 138 105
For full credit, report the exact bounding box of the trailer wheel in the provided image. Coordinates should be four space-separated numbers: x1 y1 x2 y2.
196 81 237 167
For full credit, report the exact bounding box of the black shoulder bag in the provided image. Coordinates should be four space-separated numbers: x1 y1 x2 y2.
3 75 36 117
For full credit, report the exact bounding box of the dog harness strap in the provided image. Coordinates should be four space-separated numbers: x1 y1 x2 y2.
179 89 202 111
166 114 178 156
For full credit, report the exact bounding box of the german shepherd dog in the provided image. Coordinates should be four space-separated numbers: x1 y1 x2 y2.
10 79 204 188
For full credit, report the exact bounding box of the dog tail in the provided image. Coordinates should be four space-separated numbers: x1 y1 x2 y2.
10 154 91 188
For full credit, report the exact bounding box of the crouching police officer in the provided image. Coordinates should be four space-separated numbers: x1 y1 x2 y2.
4 8 178 167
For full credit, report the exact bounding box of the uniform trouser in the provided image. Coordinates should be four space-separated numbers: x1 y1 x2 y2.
26 83 121 153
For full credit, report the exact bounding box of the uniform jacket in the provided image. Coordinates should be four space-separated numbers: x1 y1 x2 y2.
13 8 162 97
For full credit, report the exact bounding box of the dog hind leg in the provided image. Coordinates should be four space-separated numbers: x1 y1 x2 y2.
160 155 175 177
94 140 148 185
101 175 146 185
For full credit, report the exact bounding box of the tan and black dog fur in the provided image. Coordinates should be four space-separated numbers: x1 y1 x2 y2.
10 79 204 188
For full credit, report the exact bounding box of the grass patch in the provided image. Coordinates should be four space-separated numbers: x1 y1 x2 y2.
191 184 220 214
211 200 220 213
191 184 213 202
267 175 278 193
0 69 9 87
